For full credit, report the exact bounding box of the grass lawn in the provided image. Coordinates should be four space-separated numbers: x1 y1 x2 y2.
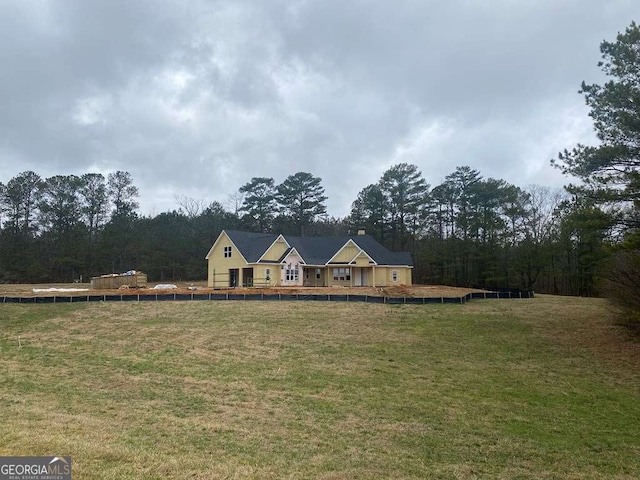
0 296 639 479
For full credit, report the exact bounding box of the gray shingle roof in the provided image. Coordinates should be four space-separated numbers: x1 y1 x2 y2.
224 230 279 263
348 234 414 266
223 230 413 266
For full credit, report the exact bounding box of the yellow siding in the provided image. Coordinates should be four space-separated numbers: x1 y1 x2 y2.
206 232 413 288
327 266 353 287
330 241 359 263
354 252 370 267
254 265 279 287
207 232 248 287
405 269 413 286
319 268 328 286
374 267 388 286
261 238 289 262
304 267 327 287
373 267 412 286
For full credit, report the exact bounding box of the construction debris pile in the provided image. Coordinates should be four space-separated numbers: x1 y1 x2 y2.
90 270 148 290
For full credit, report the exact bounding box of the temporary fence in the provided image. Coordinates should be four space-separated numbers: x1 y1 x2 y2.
1 290 534 305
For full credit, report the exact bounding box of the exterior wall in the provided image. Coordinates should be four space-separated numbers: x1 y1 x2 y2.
353 252 371 267
394 268 412 285
373 267 387 286
373 267 412 286
303 267 326 287
261 237 289 262
280 251 303 286
351 267 368 286
207 232 248 287
206 231 413 288
323 266 412 287
327 266 353 287
330 241 359 263
253 264 279 287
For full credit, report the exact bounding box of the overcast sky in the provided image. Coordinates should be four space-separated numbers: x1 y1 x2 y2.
0 0 637 217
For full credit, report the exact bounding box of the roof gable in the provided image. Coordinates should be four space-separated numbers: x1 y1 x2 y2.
326 239 360 264
206 230 413 267
286 236 347 265
278 246 306 264
348 248 376 265
287 234 413 267
216 230 278 263
204 230 249 263
257 234 291 263
347 234 413 266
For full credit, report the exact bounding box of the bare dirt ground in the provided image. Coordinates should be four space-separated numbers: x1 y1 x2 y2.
0 281 486 298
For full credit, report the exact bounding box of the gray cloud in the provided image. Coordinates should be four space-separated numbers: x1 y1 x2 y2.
0 0 636 217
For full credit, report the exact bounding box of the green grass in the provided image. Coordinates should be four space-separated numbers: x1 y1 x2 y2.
0 296 638 479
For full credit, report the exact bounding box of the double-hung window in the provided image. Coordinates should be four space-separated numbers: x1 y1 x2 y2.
332 267 350 281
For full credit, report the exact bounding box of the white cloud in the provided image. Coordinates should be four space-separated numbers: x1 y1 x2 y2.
0 0 635 218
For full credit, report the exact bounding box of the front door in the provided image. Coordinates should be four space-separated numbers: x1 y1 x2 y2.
353 268 362 286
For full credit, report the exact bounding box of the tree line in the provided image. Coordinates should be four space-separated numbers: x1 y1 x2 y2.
0 164 611 296
0 21 637 309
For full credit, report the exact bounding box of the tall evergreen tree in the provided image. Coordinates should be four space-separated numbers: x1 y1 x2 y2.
276 172 327 236
1 171 42 235
349 184 388 243
79 173 109 241
553 21 640 230
239 177 278 232
442 166 482 241
553 21 640 309
38 175 83 234
38 175 87 281
108 171 139 218
379 163 429 250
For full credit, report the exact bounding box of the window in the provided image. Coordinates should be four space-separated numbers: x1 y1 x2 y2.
285 264 299 282
332 267 350 281
316 268 321 280
223 246 232 258
265 268 271 281
392 270 398 283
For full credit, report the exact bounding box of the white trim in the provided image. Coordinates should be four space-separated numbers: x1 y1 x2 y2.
348 239 379 265
347 249 377 265
204 230 249 263
325 239 359 265
256 234 290 263
279 247 306 265
331 266 351 282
